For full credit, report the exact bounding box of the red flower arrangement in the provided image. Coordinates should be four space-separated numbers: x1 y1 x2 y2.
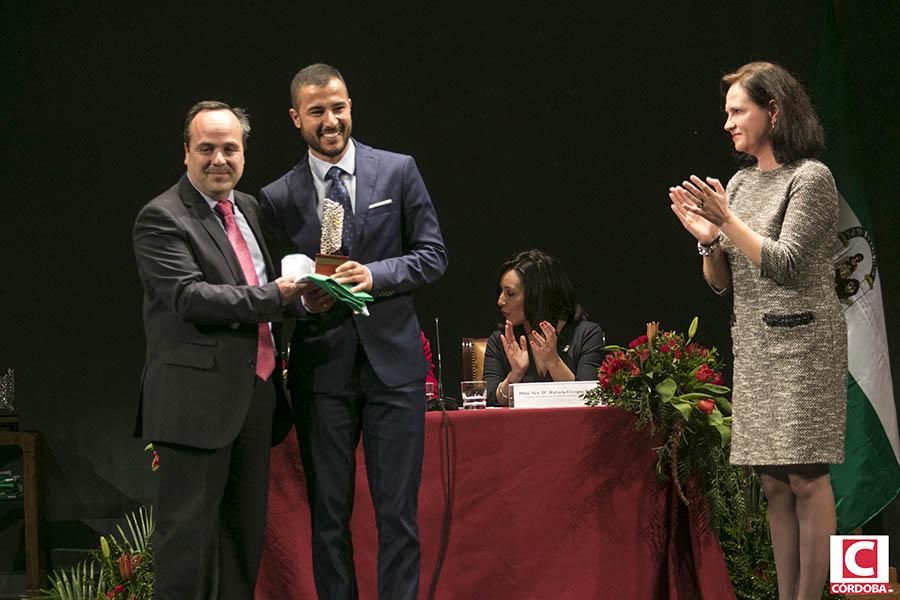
585 317 736 530
589 318 731 434
96 507 155 600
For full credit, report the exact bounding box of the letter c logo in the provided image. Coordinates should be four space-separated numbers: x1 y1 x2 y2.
845 540 876 577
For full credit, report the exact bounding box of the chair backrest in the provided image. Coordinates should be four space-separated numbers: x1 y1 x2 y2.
461 337 489 382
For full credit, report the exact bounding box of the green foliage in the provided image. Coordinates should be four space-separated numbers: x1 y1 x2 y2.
719 468 779 599
27 506 155 600
30 561 99 600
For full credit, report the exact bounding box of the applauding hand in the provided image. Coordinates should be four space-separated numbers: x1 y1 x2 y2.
500 320 529 381
669 175 727 244
530 321 562 366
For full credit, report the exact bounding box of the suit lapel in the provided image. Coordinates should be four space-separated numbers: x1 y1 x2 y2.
286 158 323 255
352 142 380 250
178 176 245 284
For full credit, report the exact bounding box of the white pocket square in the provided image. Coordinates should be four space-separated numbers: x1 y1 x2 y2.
368 199 393 209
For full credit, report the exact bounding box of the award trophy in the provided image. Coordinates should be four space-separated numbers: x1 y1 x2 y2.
315 199 350 276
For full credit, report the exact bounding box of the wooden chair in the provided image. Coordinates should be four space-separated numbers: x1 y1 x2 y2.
460 337 489 382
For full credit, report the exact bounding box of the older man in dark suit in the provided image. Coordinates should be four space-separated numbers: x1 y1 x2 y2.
133 101 302 600
259 64 447 600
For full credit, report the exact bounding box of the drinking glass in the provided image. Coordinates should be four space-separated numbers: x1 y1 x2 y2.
460 380 487 410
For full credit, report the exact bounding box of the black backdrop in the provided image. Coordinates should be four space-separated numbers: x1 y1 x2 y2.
4 2 899 558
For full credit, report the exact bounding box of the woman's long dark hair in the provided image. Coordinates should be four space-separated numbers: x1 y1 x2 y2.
721 61 825 166
497 249 583 327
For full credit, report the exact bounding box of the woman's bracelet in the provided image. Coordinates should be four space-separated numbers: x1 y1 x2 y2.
697 235 722 256
496 383 510 402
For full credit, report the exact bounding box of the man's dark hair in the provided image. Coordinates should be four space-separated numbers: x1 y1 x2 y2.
497 249 582 327
183 101 251 147
721 61 825 166
290 63 346 109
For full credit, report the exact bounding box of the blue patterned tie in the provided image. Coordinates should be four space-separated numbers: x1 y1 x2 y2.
325 166 353 255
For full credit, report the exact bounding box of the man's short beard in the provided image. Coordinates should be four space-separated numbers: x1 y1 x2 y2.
302 123 350 157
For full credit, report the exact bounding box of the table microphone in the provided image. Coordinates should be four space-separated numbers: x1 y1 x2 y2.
427 316 456 599
428 317 457 411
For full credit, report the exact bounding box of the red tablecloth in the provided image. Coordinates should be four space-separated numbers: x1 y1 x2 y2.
257 407 735 599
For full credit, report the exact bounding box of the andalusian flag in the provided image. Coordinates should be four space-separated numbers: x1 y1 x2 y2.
817 0 900 532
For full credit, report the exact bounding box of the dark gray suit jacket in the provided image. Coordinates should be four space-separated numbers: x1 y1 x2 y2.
133 175 291 449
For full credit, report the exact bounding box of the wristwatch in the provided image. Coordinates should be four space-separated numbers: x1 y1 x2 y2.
697 235 722 256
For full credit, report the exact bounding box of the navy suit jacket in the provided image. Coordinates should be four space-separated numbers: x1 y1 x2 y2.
133 175 292 448
259 140 448 392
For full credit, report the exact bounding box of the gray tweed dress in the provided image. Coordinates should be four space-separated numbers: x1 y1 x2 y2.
721 159 847 465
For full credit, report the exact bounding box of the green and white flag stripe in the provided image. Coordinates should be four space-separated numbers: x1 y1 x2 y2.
817 0 900 533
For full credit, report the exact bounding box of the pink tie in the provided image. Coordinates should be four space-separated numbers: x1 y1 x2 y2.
214 200 276 381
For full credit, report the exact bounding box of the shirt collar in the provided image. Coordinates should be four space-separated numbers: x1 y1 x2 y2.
186 172 235 206
308 139 356 183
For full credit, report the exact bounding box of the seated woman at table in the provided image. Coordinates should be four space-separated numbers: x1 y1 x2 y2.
484 249 605 406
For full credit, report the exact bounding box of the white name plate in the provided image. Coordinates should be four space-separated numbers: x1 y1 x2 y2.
509 381 598 409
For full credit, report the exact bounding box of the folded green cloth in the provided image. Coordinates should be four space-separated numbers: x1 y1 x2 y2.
304 274 374 316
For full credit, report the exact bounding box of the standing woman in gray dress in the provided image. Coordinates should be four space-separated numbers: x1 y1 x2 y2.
669 62 847 600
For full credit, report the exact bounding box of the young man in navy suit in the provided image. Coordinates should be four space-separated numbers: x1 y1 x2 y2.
259 64 447 600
